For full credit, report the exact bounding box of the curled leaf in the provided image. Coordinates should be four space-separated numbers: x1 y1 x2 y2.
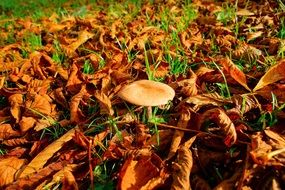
198 108 237 147
168 108 191 159
9 94 23 123
171 146 193 190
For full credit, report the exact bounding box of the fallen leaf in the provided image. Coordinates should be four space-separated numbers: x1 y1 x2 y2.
213 170 242 190
94 90 114 116
0 157 26 187
40 164 78 189
168 108 191 159
218 57 250 91
117 151 168 190
253 59 285 91
64 30 94 57
9 94 23 123
198 108 237 147
0 124 20 140
62 169 79 190
25 94 52 117
171 145 193 190
70 86 87 123
184 93 231 112
6 162 65 190
18 127 77 178
19 116 36 133
247 31 263 42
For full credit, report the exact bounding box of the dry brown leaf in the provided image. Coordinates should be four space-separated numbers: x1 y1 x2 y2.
64 30 94 57
264 130 285 147
0 157 26 187
171 146 193 190
236 9 255 16
34 118 55 131
168 108 191 159
198 108 237 147
173 69 198 97
70 86 87 123
146 130 173 149
40 164 78 189
191 175 212 190
2 138 30 147
9 94 23 123
253 59 285 91
213 169 242 190
6 162 65 190
219 57 250 91
0 124 20 140
94 90 114 116
19 116 36 133
184 93 230 112
62 169 79 190
117 151 167 190
66 64 83 94
250 130 285 165
247 31 263 42
25 94 52 117
18 127 77 178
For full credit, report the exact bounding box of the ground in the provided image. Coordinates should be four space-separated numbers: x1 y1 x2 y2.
0 0 285 189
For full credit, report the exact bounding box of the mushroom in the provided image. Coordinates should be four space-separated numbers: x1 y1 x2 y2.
117 80 175 120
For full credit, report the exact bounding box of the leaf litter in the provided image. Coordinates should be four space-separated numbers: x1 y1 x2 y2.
0 0 285 189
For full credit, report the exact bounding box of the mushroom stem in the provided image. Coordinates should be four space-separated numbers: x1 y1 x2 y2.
147 106 152 121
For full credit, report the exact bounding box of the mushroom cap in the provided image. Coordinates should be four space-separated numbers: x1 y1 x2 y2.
118 80 175 106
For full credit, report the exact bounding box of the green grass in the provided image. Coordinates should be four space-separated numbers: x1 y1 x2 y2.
278 18 285 39
24 33 42 51
83 60 95 74
215 3 236 25
0 0 94 19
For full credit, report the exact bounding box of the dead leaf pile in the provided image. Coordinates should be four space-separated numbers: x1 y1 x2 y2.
0 0 285 189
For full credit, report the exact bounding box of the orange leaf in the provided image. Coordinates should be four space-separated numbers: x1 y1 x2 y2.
117 151 167 190
25 94 52 117
171 145 193 190
0 124 20 140
19 116 36 133
0 157 26 187
253 59 285 91
64 30 94 57
62 169 79 190
94 90 114 116
199 108 237 147
6 162 65 190
70 86 87 123
18 127 77 178
168 108 191 159
219 57 250 91
9 94 23 123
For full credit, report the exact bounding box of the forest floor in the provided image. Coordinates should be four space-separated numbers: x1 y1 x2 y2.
0 0 285 189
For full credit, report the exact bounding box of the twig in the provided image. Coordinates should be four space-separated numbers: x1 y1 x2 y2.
152 122 251 145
